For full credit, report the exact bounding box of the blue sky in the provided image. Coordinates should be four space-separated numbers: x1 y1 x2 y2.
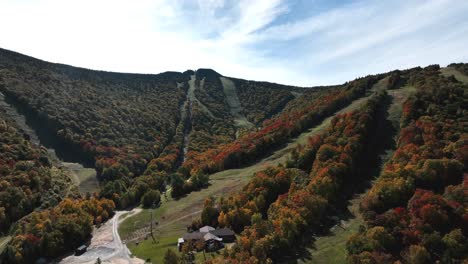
0 0 467 86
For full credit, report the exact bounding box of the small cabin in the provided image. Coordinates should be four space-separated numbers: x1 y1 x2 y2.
178 226 236 252
75 245 87 256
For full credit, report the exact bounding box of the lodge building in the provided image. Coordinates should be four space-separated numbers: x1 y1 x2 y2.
178 226 236 252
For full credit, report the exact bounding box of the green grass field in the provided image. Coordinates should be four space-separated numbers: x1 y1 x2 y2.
128 235 223 263
128 235 179 263
119 206 168 239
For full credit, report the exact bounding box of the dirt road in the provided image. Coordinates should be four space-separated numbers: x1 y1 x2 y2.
60 210 144 264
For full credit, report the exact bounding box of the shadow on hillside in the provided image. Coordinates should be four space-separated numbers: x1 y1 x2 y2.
3 92 95 167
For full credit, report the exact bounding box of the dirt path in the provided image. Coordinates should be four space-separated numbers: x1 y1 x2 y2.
60 210 144 264
220 77 254 131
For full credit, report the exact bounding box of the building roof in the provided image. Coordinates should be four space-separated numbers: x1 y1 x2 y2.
204 232 222 242
183 232 204 240
210 227 235 237
182 227 235 243
77 245 87 250
199 226 215 233
178 238 184 244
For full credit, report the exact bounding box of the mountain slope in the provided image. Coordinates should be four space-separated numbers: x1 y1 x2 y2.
191 65 467 264
0 47 467 263
0 48 310 208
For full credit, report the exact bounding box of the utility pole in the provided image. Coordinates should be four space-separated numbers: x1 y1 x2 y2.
150 202 156 243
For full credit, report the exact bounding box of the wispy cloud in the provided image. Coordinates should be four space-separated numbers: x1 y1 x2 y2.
0 0 467 86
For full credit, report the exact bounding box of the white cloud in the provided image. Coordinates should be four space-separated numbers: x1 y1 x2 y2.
0 0 467 86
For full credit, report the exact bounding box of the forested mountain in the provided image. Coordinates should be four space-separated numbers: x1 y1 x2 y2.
194 65 467 264
0 48 466 263
0 48 304 208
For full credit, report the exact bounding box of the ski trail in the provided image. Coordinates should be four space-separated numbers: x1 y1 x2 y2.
0 92 99 194
220 77 254 130
440 67 468 84
304 82 415 264
187 75 215 118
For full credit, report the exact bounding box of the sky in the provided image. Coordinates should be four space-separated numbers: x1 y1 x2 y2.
0 0 467 86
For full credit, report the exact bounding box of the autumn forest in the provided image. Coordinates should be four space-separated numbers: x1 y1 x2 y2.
0 48 466 264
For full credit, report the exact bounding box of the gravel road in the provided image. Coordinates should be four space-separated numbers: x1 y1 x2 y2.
60 210 144 264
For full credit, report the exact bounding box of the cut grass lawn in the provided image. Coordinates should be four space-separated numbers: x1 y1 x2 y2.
120 85 382 263
128 235 222 263
128 235 179 263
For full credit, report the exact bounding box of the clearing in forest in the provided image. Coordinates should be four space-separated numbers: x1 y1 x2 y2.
220 77 254 130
